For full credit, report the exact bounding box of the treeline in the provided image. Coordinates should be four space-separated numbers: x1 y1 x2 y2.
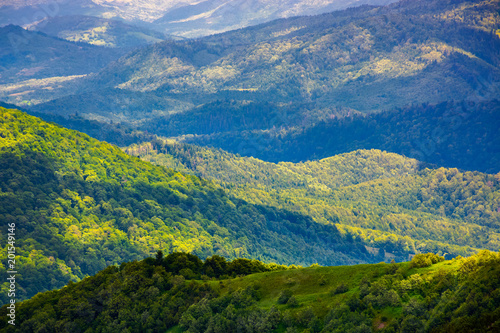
151 251 289 279
1 250 499 332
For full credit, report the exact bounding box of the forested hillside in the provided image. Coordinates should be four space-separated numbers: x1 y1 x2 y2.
1 250 499 332
0 25 124 106
0 25 123 83
0 107 372 304
0 0 498 329
126 139 500 262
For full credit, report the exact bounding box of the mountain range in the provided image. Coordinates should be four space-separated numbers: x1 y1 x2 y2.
0 0 399 37
0 0 499 329
126 137 500 260
27 15 171 48
1 106 499 305
16 0 499 146
0 24 125 106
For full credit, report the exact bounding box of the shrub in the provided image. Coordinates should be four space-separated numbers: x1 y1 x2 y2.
410 253 444 268
278 289 293 304
331 283 349 295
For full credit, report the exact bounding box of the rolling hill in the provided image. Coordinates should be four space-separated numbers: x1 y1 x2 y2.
1 250 499 332
176 99 500 173
0 25 125 106
79 0 500 115
0 25 122 83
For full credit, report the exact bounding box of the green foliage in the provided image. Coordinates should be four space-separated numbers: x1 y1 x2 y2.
332 283 349 295
3 250 498 332
277 289 293 304
182 100 500 174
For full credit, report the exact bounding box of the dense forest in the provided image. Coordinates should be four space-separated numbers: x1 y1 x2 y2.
0 107 375 304
126 138 500 262
5 0 497 179
1 250 499 332
27 99 500 174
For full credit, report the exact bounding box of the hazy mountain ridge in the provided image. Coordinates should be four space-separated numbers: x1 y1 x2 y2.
82 0 500 113
152 0 400 38
28 15 170 48
0 24 127 106
0 0 400 37
0 25 123 83
6 0 500 125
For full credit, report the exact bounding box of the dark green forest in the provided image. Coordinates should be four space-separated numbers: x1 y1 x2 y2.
179 100 500 173
1 250 499 332
0 107 372 304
